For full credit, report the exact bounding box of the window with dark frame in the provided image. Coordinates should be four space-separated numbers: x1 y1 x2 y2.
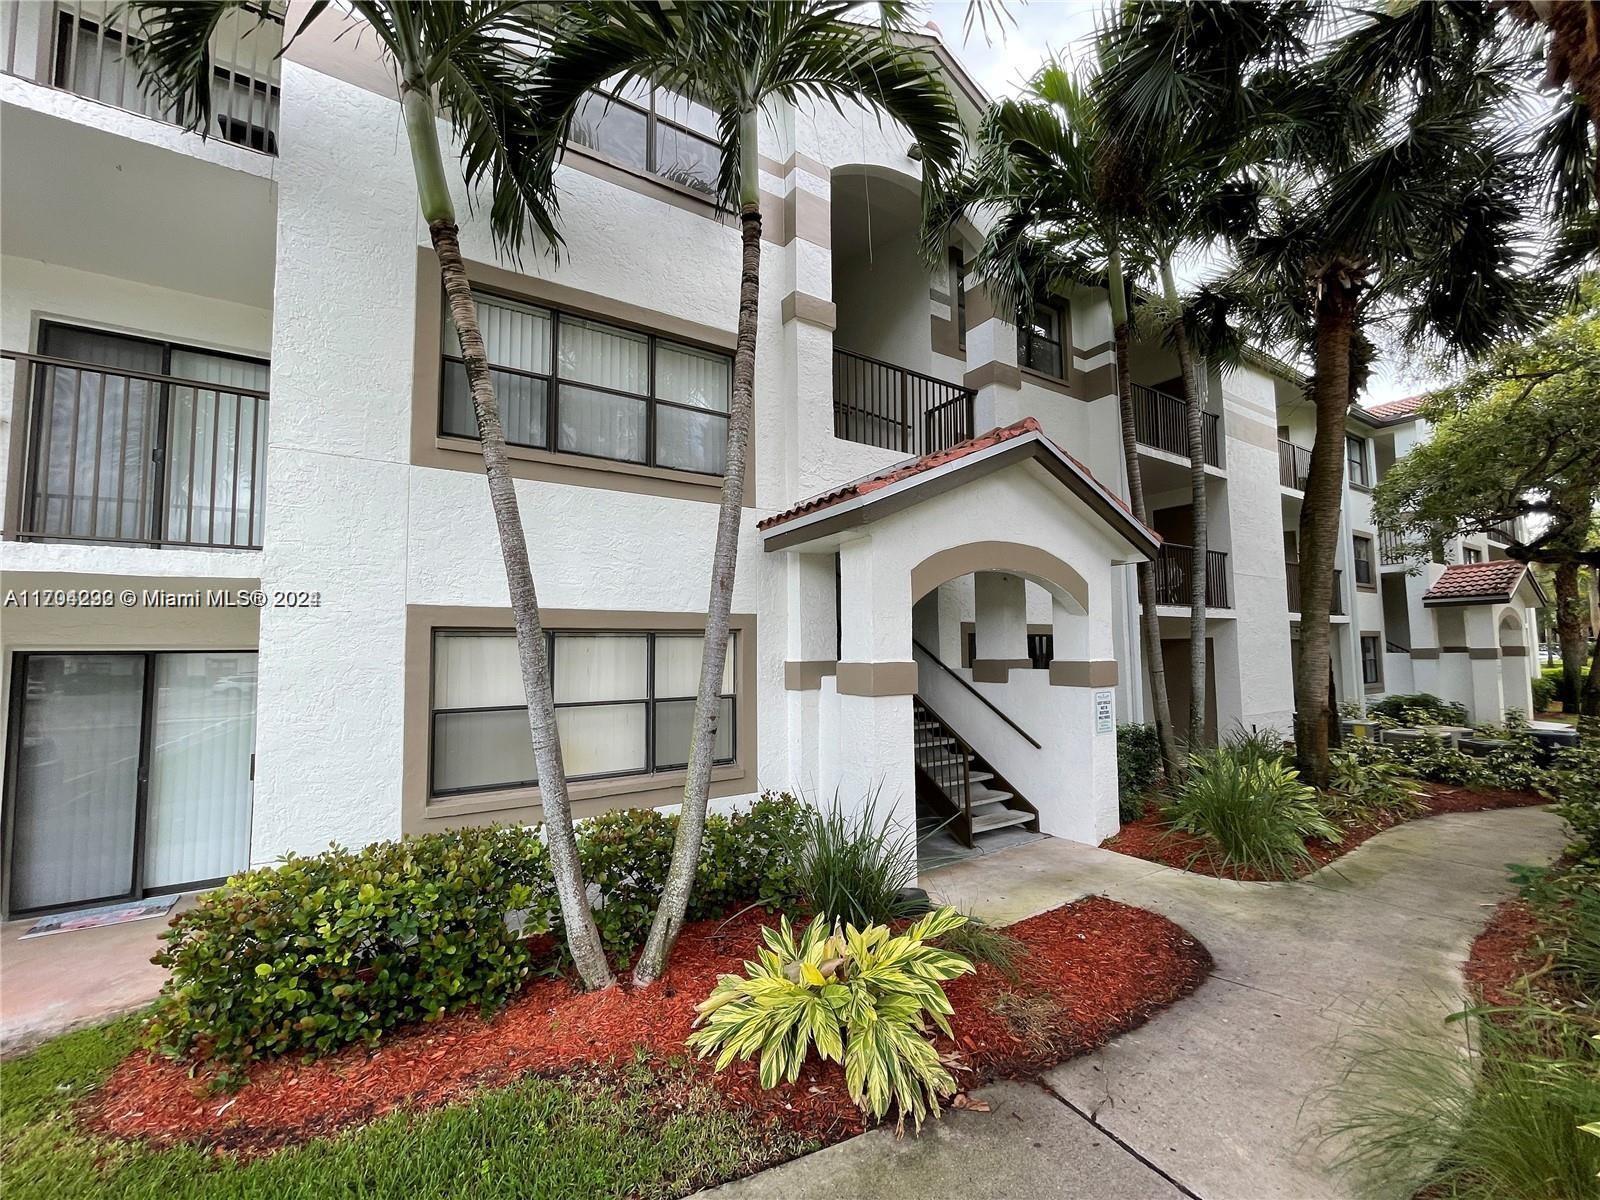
1352 534 1375 587
568 81 721 198
1017 302 1065 378
1360 634 1383 687
429 629 737 798
1346 434 1370 488
1463 545 1484 564
440 289 733 477
949 247 967 350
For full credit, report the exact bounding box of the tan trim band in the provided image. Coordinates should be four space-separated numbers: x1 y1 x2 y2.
1049 660 1118 687
1409 648 1441 659
781 291 837 330
912 541 1089 612
783 659 838 691
971 658 1031 683
963 361 1022 391
1226 410 1279 452
835 661 919 697
1020 366 1077 399
403 605 757 834
1068 360 1115 399
1441 645 1471 654
1502 644 1529 657
1469 648 1502 660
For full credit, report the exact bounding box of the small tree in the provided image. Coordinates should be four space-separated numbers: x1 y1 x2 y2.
523 1 963 986
126 0 617 987
1374 288 1600 715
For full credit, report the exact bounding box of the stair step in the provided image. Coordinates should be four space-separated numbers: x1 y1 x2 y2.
971 808 1034 835
967 788 1013 808
967 771 994 785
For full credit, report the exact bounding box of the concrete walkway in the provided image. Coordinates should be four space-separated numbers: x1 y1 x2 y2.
703 806 1566 1200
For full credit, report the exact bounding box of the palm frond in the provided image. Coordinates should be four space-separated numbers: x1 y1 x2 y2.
123 1 280 136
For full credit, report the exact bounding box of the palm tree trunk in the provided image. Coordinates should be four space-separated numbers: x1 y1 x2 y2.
1555 561 1586 709
1111 249 1182 783
632 114 762 986
1293 267 1360 788
1162 261 1207 747
401 73 613 991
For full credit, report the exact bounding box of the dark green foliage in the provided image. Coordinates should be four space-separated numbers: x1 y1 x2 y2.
1116 723 1164 821
934 914 1028 984
1530 672 1557 712
791 792 920 928
1369 693 1470 726
1542 663 1576 708
148 825 551 1070
1371 733 1493 788
1548 726 1600 866
150 796 809 1069
1322 748 1427 825
1164 745 1339 877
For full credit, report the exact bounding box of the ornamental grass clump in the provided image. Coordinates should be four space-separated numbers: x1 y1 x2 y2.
688 907 975 1129
792 790 921 927
1165 745 1339 878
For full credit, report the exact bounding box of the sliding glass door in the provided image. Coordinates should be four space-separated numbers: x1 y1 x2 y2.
5 651 257 915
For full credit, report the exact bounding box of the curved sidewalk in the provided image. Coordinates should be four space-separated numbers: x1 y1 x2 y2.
703 805 1567 1200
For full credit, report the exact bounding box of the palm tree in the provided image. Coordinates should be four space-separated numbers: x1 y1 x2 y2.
925 59 1184 784
124 0 618 989
522 2 963 986
1113 2 1546 784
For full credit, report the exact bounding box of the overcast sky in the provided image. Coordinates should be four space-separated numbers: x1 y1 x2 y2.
915 0 1435 405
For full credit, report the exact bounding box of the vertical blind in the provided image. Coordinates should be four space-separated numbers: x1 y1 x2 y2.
431 629 736 795
442 292 731 476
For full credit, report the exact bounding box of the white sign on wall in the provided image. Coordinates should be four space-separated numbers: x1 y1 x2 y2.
1094 689 1114 734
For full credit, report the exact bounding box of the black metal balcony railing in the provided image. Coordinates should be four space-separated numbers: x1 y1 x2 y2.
1278 438 1312 490
2 2 284 154
1153 544 1231 608
1380 530 1409 565
1285 566 1344 616
5 352 269 550
1487 520 1518 545
1132 384 1221 466
833 348 975 457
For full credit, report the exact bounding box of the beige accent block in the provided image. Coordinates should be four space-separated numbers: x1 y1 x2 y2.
1048 660 1119 687
971 658 1031 683
964 361 1023 391
781 292 837 330
835 661 919 696
783 660 839 691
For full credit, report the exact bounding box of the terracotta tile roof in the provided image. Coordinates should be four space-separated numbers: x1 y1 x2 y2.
1422 560 1529 603
756 417 1149 538
1358 394 1428 424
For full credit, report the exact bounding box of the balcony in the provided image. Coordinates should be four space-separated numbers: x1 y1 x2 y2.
1153 544 1231 609
1278 439 1312 490
1133 384 1220 466
4 352 268 550
1487 520 1518 545
2 1 284 154
832 348 975 457
1285 566 1344 616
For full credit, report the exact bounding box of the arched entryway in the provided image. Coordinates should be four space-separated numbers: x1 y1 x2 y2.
1499 609 1532 718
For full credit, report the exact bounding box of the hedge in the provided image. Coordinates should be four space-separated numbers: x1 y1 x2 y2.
148 795 807 1071
1116 723 1164 822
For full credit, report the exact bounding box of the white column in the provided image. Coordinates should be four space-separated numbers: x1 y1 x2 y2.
973 571 1028 680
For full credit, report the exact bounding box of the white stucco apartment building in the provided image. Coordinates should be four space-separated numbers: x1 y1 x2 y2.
0 4 1541 917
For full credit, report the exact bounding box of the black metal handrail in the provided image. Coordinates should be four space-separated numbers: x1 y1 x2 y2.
833 348 974 457
912 639 1040 748
1153 544 1231 608
4 349 269 550
1285 566 1344 615
914 696 974 846
1278 438 1312 490
1132 383 1220 466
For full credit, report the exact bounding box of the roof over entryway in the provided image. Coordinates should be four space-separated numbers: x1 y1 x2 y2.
758 418 1159 560
1422 560 1548 607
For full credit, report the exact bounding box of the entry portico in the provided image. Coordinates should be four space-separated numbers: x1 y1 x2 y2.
764 419 1159 854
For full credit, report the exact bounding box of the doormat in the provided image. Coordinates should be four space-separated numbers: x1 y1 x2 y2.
19 896 177 940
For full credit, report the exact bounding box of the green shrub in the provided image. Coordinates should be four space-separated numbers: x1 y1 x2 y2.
792 791 920 927
1165 746 1339 877
1326 1005 1600 1200
151 795 811 1070
1221 724 1292 767
688 907 974 1129
1376 732 1493 787
1116 723 1164 821
1543 662 1576 708
148 825 551 1071
1531 673 1557 712
1549 726 1600 866
1370 692 1469 726
1321 748 1426 825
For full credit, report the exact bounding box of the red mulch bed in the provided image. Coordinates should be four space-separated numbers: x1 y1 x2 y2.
81 896 1211 1157
1464 895 1545 1010
1102 782 1548 882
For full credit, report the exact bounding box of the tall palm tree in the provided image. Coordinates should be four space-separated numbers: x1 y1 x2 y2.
124 0 618 989
1112 1 1545 785
925 60 1184 784
523 2 963 986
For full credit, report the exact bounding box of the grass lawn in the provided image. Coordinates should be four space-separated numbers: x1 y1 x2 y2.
2 1016 810 1200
